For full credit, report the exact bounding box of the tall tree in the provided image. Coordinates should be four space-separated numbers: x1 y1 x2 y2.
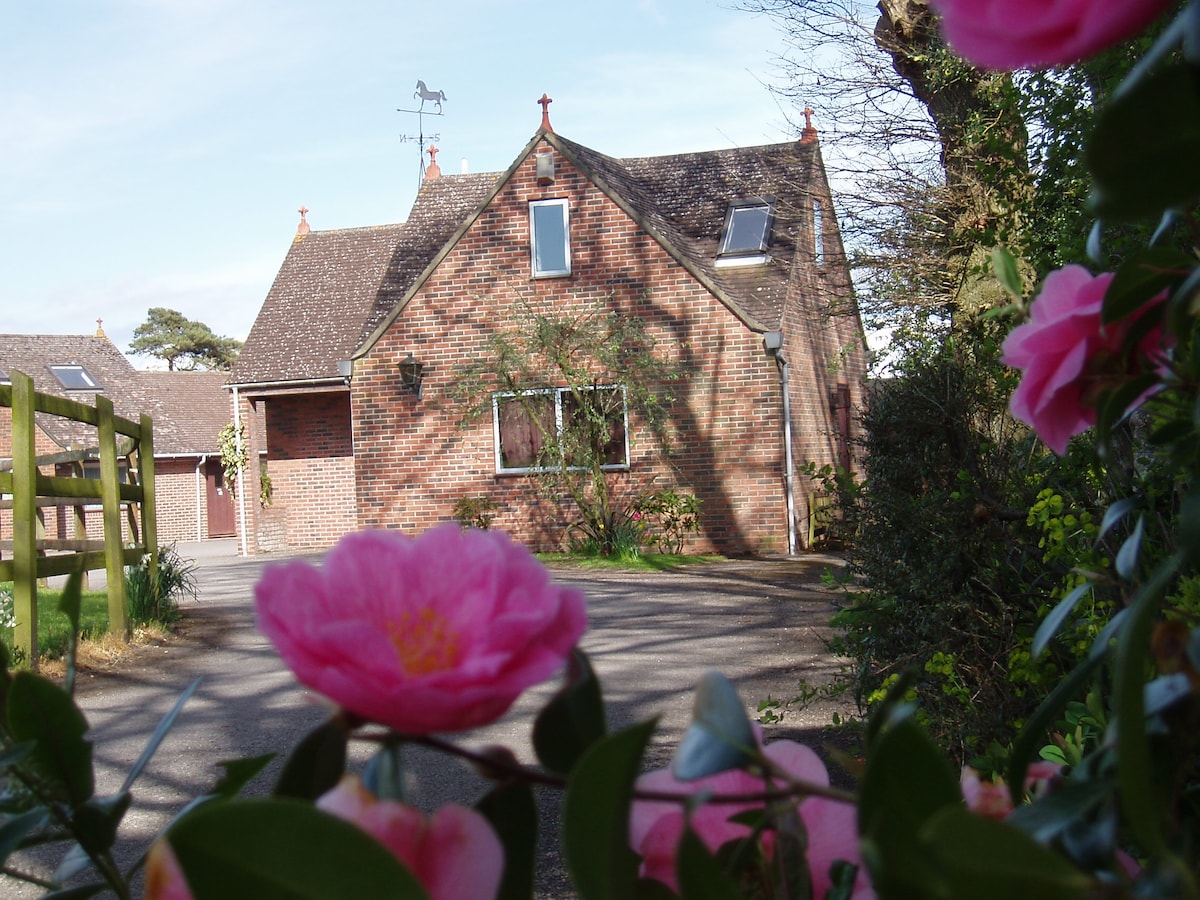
128 307 242 371
744 0 1032 328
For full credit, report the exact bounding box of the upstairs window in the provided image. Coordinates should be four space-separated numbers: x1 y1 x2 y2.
717 199 773 267
48 364 100 390
493 385 628 474
530 198 571 277
812 198 825 267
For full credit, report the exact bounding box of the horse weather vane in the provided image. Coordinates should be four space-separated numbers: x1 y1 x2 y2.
398 79 447 183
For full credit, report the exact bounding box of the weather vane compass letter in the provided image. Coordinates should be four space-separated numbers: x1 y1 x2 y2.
398 79 448 182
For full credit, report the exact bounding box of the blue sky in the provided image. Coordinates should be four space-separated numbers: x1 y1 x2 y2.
2 1 797 363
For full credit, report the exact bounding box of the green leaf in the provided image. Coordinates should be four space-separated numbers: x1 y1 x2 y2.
272 717 348 801
1007 654 1103 805
1102 248 1189 324
1167 263 1200 337
1032 583 1092 660
43 886 108 899
363 738 406 802
673 671 756 781
169 799 429 899
858 716 958 899
675 827 744 900
1178 488 1200 569
533 648 607 776
1115 515 1145 580
1097 497 1137 542
1089 64 1200 220
921 807 1094 899
1096 376 1159 452
122 678 201 794
1007 778 1114 844
212 754 276 799
57 568 84 697
7 672 94 806
0 807 49 864
991 247 1024 299
70 792 132 858
1114 554 1181 858
563 718 657 900
477 781 538 900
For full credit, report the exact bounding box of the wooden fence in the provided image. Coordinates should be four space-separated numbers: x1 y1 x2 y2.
0 370 158 668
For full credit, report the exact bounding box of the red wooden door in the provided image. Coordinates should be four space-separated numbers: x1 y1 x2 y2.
205 458 236 537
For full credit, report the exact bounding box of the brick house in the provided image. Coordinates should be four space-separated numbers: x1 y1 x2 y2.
0 331 236 545
229 106 867 556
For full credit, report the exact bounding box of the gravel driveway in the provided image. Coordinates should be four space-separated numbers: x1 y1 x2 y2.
7 541 856 898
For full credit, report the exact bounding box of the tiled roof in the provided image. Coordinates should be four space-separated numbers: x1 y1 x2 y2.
235 132 822 383
553 135 817 329
231 173 498 385
0 334 231 456
133 371 231 455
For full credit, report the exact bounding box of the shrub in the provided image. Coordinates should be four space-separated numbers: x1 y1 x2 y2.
632 490 701 554
826 321 1122 760
125 544 198 627
451 496 499 531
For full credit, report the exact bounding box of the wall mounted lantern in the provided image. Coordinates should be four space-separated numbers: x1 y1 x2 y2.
399 352 425 397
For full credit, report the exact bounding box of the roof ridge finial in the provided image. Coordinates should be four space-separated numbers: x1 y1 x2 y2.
296 205 311 238
538 93 554 133
801 107 818 144
424 145 442 181
95 317 108 340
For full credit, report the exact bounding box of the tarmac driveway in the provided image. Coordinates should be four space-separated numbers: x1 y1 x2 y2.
10 541 856 898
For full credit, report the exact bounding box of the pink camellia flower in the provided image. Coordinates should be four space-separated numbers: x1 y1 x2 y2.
961 761 1061 819
1000 265 1170 455
144 776 504 900
928 0 1177 70
316 776 504 900
256 523 587 734
630 737 874 898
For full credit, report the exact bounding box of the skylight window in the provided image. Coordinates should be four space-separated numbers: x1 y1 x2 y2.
717 199 774 267
0 367 9 385
48 364 100 391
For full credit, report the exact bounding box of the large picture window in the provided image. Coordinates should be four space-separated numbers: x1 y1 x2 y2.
493 386 628 474
530 198 571 277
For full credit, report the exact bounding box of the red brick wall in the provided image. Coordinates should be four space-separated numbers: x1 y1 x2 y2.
349 138 848 555
780 149 869 540
235 389 356 553
154 458 206 544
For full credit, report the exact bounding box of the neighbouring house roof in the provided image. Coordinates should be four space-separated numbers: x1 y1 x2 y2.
133 371 231 456
235 130 826 385
0 334 230 457
231 173 498 386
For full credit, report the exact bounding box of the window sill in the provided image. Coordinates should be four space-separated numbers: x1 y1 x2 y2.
715 254 769 268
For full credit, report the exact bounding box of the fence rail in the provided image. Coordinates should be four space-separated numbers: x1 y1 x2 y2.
0 370 157 668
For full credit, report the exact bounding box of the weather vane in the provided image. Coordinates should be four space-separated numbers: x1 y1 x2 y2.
398 79 447 183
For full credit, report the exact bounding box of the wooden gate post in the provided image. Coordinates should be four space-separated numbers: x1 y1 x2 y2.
11 372 38 666
97 396 129 640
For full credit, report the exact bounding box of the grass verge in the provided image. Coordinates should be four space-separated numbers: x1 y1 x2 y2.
535 553 724 571
1 583 111 662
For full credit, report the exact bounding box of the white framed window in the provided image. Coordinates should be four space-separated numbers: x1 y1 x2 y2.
716 198 774 267
48 364 100 390
493 385 629 474
530 198 571 277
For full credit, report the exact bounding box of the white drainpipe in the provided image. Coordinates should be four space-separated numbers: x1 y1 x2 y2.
194 454 208 541
233 385 249 557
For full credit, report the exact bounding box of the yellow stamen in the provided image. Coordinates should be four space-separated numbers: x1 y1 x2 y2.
387 607 460 676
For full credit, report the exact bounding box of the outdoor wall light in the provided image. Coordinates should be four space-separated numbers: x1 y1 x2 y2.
399 352 425 397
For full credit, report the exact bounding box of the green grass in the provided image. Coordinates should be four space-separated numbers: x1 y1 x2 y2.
535 552 725 571
1 583 111 662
